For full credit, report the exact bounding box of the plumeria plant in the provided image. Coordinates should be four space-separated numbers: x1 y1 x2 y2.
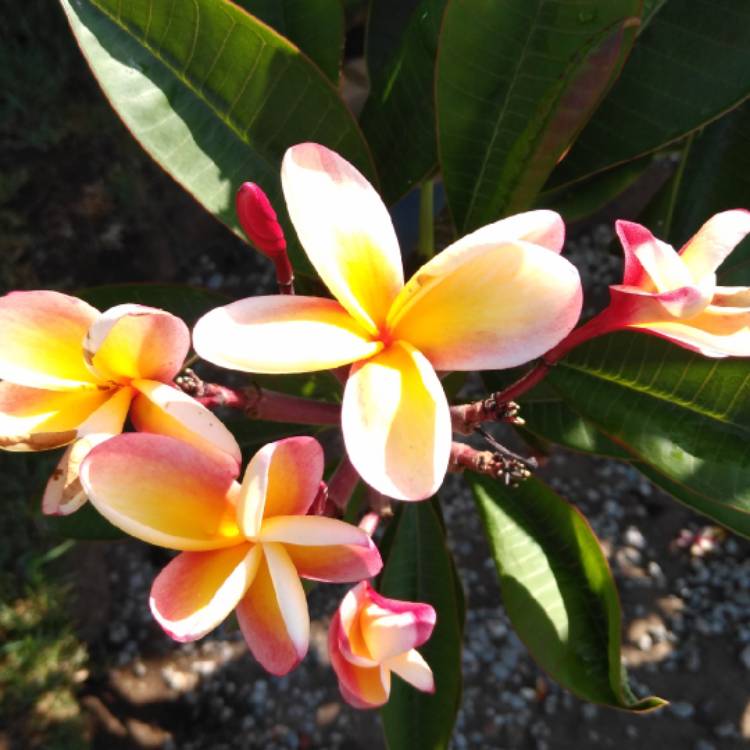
4 0 750 746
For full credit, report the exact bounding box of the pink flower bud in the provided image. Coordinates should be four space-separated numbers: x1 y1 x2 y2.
236 182 287 257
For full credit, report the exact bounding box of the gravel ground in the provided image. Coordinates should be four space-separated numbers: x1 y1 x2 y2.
66 450 750 750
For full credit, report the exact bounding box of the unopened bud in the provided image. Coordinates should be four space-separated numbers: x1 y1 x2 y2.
236 182 294 294
236 182 287 256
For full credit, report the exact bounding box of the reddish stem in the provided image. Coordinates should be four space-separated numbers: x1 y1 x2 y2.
176 371 340 425
273 255 295 295
327 455 361 512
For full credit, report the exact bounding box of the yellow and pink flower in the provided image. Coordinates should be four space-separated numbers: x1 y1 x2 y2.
194 143 583 501
549 210 750 359
80 434 383 675
0 291 240 514
329 581 436 709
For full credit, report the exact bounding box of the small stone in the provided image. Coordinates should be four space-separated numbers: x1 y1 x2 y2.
582 704 598 720
637 633 653 652
670 701 694 720
192 659 218 676
315 702 341 727
740 645 750 670
715 721 736 738
624 526 646 549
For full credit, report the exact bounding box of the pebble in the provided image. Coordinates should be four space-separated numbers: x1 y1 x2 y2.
670 702 695 720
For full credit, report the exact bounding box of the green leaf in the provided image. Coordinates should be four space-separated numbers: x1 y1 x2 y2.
379 501 463 750
468 473 665 710
548 333 750 518
75 283 228 325
59 0 374 270
550 0 750 188
232 0 344 83
360 0 446 203
632 462 750 538
536 155 653 224
650 101 750 284
520 399 631 459
436 0 640 232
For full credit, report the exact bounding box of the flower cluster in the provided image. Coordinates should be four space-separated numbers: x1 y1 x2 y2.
1 142 748 709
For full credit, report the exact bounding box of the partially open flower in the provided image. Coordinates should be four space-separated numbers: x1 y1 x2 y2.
329 581 436 709
548 210 750 359
0 292 240 514
195 144 583 500
80 434 382 675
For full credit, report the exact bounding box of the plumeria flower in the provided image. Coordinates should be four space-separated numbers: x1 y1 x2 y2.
0 291 240 514
194 143 583 500
548 210 750 359
80 434 383 675
329 581 436 709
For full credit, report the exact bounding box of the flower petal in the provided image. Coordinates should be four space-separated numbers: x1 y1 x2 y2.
678 209 750 281
130 379 241 465
150 544 260 642
0 291 99 389
0 382 113 452
42 388 135 516
713 286 750 307
384 649 434 693
615 220 693 291
341 341 452 501
193 296 381 374
284 537 382 583
329 609 390 708
259 515 376 547
630 306 750 357
80 433 242 550
360 588 436 661
281 143 404 334
84 304 190 383
236 437 324 538
387 240 582 371
236 545 309 675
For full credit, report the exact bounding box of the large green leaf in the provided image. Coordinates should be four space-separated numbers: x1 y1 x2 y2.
468 474 664 710
548 333 750 517
59 0 374 270
232 0 344 83
536 155 653 224
632 462 750 538
549 0 750 188
436 0 640 232
519 390 750 535
657 101 750 284
360 0 446 203
521 399 631 459
379 501 463 750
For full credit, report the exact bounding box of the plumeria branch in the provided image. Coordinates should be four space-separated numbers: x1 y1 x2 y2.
450 396 525 435
175 369 341 425
326 454 361 512
448 440 536 486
